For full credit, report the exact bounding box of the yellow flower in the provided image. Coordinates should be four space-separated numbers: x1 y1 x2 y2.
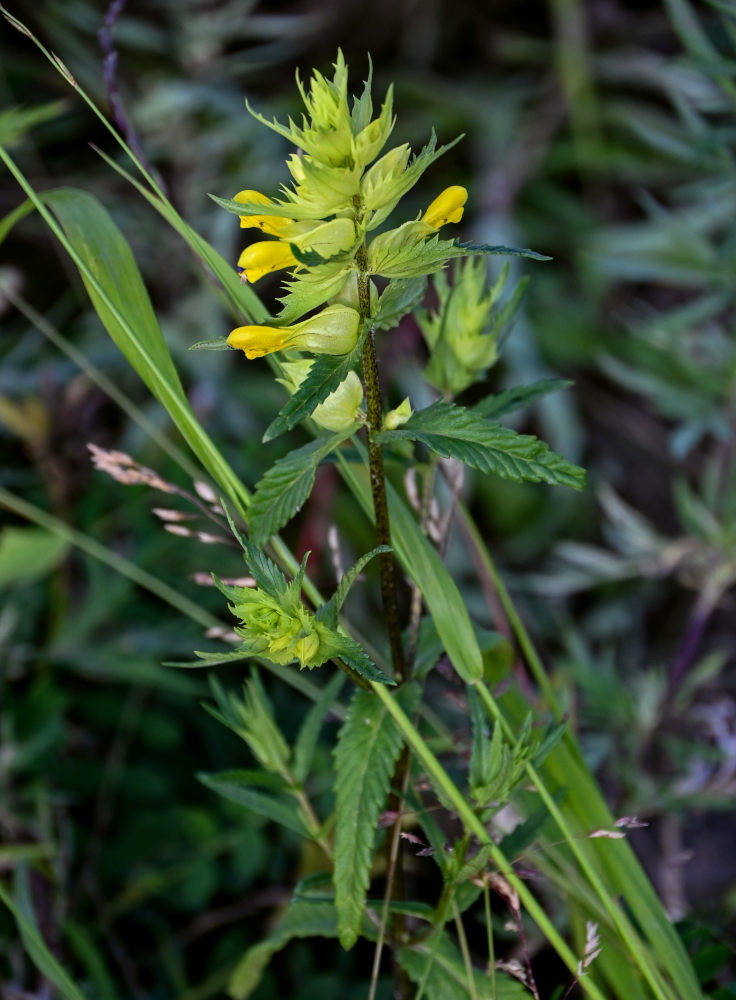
421 185 467 229
237 241 297 283
234 190 293 235
228 304 361 360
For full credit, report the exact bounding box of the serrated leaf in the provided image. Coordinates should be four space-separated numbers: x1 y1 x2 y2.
374 277 427 330
473 378 573 421
250 430 353 545
320 631 396 686
376 401 586 490
263 329 367 442
221 505 292 598
453 239 551 262
276 263 352 324
333 686 412 948
292 672 346 784
228 900 343 999
370 231 459 279
188 336 230 351
198 771 308 836
315 545 391 629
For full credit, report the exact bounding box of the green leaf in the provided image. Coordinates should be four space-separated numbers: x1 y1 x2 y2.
209 191 299 220
333 686 412 948
188 336 230 351
276 263 352 324
0 877 88 1000
292 672 346 784
473 378 574 421
453 239 552 262
315 544 392 629
374 277 427 331
228 900 344 999
318 631 396 686
0 101 67 147
263 328 367 442
0 526 69 588
198 771 308 836
377 401 586 490
249 429 354 545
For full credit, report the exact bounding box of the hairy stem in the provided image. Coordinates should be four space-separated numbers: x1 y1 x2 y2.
356 247 408 683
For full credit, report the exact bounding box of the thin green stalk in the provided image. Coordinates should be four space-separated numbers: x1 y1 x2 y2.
451 899 479 1000
369 681 609 1000
456 498 563 718
474 681 677 1000
482 879 496 994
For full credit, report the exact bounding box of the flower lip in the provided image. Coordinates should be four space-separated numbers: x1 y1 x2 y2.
235 189 294 234
237 241 297 283
422 185 468 229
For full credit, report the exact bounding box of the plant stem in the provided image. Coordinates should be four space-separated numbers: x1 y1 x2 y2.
356 247 408 684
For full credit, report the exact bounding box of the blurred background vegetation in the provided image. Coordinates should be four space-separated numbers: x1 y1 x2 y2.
1 0 735 996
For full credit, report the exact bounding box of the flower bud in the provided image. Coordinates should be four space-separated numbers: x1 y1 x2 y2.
361 144 411 211
383 397 412 430
278 360 364 431
282 218 356 257
228 304 361 360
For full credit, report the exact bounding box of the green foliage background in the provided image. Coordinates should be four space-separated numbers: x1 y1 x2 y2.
1 0 735 996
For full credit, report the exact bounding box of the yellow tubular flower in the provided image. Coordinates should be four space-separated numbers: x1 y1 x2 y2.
234 190 293 235
422 185 468 229
228 304 360 360
237 241 297 283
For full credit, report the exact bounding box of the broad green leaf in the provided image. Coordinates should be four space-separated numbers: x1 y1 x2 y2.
0 878 88 1000
399 934 527 999
377 401 586 489
198 771 308 836
292 672 346 783
228 900 345 999
0 526 68 588
44 188 184 399
249 429 354 545
263 329 367 441
315 544 391 628
333 685 414 948
473 378 574 421
374 277 427 330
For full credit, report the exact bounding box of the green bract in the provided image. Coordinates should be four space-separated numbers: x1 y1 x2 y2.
419 259 529 395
